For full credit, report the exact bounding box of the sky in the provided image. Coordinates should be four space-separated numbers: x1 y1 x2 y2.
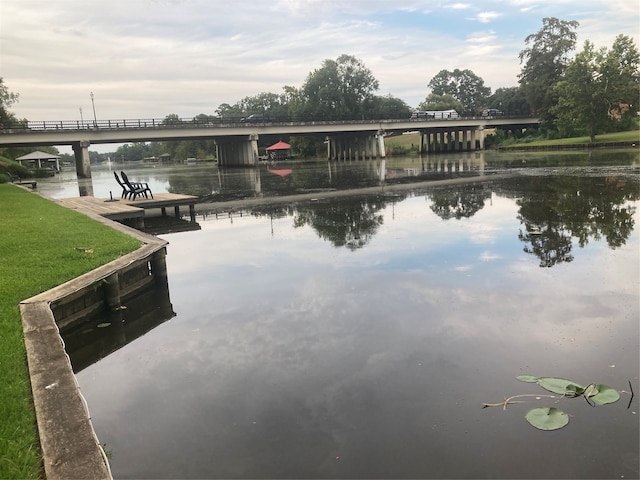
1 0 638 124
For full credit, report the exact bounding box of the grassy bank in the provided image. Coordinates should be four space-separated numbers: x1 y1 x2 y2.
498 129 640 148
0 185 141 478
384 130 639 151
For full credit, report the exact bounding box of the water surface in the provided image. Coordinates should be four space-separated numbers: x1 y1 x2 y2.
63 151 639 479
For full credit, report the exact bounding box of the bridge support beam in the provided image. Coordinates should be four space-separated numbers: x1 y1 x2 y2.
72 141 92 179
476 127 485 150
215 135 259 167
377 131 386 158
419 128 487 153
327 133 382 161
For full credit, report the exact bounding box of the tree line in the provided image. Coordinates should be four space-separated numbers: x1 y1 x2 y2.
1 17 638 161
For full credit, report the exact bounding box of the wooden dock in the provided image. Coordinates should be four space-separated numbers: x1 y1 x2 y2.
58 193 198 225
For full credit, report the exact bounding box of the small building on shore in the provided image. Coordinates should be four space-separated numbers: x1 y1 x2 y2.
16 151 61 172
266 141 291 160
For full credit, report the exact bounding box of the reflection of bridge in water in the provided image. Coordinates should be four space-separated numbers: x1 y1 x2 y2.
211 153 490 200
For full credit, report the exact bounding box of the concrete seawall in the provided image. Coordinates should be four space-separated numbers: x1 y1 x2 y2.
20 202 167 480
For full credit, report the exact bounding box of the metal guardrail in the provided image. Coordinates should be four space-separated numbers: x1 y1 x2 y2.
1 114 532 133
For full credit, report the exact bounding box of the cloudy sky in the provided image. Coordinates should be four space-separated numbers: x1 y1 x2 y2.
2 0 638 122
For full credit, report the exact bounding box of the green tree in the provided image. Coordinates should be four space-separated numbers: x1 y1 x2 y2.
162 113 182 126
300 54 379 120
282 85 304 118
518 17 579 123
215 103 243 121
418 93 463 112
237 91 289 119
487 87 530 116
427 69 490 114
367 94 412 119
114 142 152 162
0 78 21 128
553 36 640 141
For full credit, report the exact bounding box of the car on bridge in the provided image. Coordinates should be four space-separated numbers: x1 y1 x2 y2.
410 111 435 119
482 108 503 117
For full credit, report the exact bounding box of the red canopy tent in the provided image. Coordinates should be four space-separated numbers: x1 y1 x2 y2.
266 141 291 151
265 141 291 160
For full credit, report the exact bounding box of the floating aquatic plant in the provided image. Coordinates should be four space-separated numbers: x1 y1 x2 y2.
483 375 631 431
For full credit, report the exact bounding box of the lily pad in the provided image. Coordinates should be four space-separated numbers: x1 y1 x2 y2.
536 377 585 396
589 384 620 405
516 375 539 383
525 407 569 430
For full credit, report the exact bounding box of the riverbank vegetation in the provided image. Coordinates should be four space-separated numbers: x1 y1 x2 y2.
0 185 141 478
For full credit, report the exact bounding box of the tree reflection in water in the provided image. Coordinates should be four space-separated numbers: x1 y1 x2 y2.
513 175 639 267
249 173 638 265
428 183 492 220
292 196 394 250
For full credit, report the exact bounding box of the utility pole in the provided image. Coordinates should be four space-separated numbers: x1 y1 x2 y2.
90 92 97 127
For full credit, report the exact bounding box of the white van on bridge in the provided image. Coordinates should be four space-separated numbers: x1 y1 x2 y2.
410 109 460 120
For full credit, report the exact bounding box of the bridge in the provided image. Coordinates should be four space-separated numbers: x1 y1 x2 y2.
0 115 539 177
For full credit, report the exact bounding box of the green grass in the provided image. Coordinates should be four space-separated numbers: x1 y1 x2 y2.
500 129 640 147
385 130 640 150
0 185 142 479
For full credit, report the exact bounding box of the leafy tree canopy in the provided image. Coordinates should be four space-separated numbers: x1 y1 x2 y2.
487 87 531 116
418 93 463 112
367 94 412 119
427 69 490 114
298 54 379 120
518 17 579 121
0 78 20 127
553 35 640 141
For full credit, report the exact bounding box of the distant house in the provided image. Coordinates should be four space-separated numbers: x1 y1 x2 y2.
16 151 61 172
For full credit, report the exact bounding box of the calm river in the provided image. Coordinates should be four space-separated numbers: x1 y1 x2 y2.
50 150 639 479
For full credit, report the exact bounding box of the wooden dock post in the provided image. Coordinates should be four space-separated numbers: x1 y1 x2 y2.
150 248 168 286
103 272 121 310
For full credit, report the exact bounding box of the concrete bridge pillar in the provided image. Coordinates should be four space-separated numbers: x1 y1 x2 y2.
477 127 485 150
72 141 92 178
377 131 386 158
470 129 477 150
328 134 381 161
216 135 259 167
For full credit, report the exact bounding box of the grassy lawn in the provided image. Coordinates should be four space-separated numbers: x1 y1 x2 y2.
0 185 142 479
500 129 640 147
385 130 639 150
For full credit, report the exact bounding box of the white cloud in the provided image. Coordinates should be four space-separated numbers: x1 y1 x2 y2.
475 11 502 23
448 3 473 9
1 0 637 122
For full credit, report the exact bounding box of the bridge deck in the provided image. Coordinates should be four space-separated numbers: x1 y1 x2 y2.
58 193 197 223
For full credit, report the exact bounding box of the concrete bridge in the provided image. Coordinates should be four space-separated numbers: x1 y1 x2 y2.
0 115 539 177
